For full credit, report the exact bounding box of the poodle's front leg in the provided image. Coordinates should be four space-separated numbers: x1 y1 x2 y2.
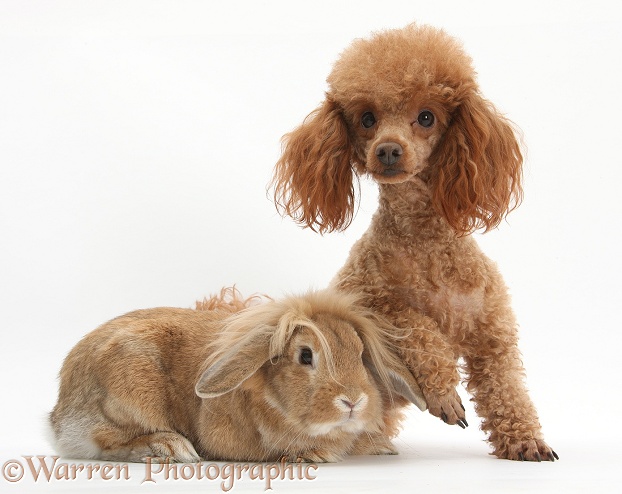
396 309 468 428
463 320 557 461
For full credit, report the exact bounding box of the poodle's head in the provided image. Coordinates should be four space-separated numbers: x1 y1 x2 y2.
272 24 523 234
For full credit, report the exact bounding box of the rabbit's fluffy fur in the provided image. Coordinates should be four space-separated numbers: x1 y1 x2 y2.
50 289 425 463
272 24 556 461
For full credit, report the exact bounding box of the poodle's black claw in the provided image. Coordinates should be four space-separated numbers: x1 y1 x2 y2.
535 452 542 462
552 450 559 460
462 417 468 427
456 419 469 429
441 412 448 423
518 452 525 461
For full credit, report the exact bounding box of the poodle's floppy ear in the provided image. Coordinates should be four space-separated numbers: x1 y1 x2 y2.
430 90 523 234
195 330 273 398
271 97 355 234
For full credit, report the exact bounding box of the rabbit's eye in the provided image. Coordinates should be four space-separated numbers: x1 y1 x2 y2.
417 110 435 128
299 347 313 366
361 112 376 129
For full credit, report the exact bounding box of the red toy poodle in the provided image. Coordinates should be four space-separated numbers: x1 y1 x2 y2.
272 23 556 461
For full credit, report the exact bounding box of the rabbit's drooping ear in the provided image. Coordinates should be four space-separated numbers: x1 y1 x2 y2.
271 97 355 234
366 354 427 411
385 362 427 412
430 90 523 234
195 331 273 399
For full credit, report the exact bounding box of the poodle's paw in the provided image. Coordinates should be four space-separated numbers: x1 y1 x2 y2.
425 388 468 429
493 437 559 462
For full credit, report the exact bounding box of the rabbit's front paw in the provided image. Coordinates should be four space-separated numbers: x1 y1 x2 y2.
281 449 343 463
350 432 397 456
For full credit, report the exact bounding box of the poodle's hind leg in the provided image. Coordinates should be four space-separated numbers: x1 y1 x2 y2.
464 338 557 461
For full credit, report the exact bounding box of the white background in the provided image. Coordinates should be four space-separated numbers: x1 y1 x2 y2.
1 0 621 492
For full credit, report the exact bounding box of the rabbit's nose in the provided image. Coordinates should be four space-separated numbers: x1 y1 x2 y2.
375 142 403 166
337 393 367 412
340 399 356 410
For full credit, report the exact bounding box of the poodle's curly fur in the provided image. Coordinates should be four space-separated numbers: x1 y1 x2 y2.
272 24 556 461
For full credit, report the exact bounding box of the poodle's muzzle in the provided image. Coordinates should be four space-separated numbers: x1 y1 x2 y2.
375 142 403 167
374 141 406 178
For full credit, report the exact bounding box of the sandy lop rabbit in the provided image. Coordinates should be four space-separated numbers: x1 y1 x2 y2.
50 289 425 463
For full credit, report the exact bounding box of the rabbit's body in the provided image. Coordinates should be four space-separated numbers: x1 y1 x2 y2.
52 308 222 462
50 290 425 462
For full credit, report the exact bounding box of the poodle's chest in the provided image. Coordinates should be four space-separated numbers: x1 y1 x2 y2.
338 234 491 321
387 242 486 285
423 286 485 318
385 244 488 318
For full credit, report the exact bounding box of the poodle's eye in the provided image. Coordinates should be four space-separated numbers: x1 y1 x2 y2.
299 347 313 366
417 110 435 128
361 112 376 129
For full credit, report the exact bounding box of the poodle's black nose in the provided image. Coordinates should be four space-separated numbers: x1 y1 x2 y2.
375 142 403 166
